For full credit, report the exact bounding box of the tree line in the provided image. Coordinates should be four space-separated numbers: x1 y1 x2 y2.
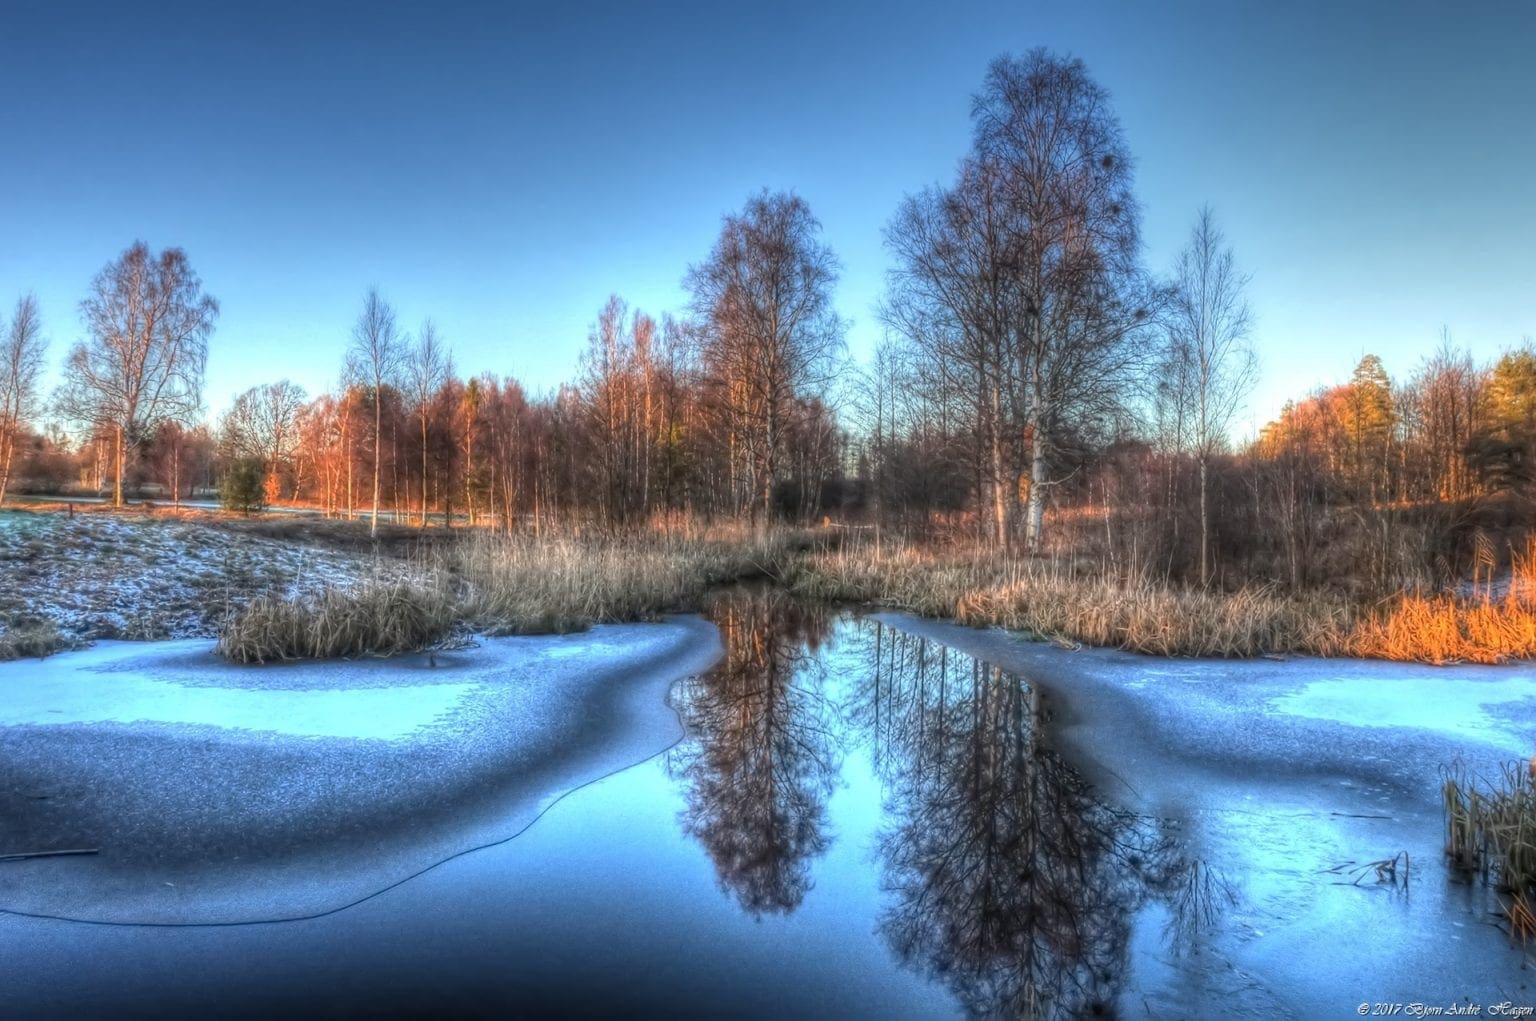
2 47 1531 590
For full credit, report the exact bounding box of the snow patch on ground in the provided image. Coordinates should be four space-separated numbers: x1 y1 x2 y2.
0 511 377 649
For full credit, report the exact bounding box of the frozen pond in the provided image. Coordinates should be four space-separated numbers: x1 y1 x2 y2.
0 621 722 924
4 592 1536 1017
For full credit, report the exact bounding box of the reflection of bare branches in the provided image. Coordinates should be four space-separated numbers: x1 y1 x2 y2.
668 608 1230 1010
864 622 1223 1019
1158 854 1236 955
670 589 840 916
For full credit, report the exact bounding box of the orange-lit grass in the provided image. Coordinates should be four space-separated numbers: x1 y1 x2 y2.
794 536 1536 664
1353 535 1536 664
1351 594 1536 665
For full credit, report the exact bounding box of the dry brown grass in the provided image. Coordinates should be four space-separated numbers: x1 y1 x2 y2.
793 536 1536 663
455 526 806 634
192 520 1536 664
216 574 458 664
212 523 813 660
793 542 1354 657
0 620 64 660
1443 759 1536 939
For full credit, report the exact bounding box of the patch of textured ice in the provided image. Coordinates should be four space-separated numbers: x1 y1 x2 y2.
1271 672 1536 746
3 672 474 739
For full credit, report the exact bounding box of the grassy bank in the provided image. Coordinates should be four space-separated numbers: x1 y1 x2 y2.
9 505 1532 665
790 539 1536 664
221 527 1536 664
213 525 810 663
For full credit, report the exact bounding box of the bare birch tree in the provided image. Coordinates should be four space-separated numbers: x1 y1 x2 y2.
1166 207 1255 583
883 51 1150 551
408 319 449 526
346 288 404 536
58 242 217 505
0 294 47 505
686 191 843 521
884 164 1018 547
974 49 1151 552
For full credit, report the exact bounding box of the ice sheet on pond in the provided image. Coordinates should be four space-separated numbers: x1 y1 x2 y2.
1272 671 1536 745
0 642 478 739
0 619 723 925
867 615 1536 1017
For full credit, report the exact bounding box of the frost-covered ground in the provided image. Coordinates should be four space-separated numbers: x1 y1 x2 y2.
0 510 375 651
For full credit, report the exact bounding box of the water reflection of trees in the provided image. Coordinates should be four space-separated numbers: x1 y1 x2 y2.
862 622 1217 1019
671 589 841 916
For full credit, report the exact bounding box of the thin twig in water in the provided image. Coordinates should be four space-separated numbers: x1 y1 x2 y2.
0 848 99 862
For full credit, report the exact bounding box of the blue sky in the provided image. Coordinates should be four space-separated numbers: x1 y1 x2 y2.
0 0 1532 432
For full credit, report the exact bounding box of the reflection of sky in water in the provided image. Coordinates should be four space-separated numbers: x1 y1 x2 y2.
1 670 476 740
1272 675 1536 746
636 591 1186 1019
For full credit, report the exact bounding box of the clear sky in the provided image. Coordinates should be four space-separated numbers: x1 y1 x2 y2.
1 0 1532 433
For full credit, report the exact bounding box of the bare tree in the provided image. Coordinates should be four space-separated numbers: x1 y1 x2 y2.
884 165 1019 547
1404 333 1483 503
221 380 308 503
882 51 1151 551
57 242 217 505
686 190 844 521
408 319 450 526
580 295 632 526
346 288 404 536
974 49 1152 551
0 294 46 506
461 376 482 526
1166 207 1255 584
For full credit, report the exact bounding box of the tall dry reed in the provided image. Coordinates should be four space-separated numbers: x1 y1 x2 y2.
454 526 804 634
1443 759 1536 939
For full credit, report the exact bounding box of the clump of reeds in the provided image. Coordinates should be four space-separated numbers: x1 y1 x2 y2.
454 526 807 634
215 575 458 664
1352 538 1536 664
0 620 63 661
1351 594 1536 664
1443 758 1536 940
